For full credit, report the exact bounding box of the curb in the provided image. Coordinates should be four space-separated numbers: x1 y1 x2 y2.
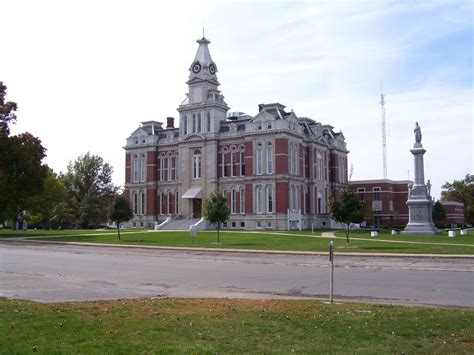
7 238 474 259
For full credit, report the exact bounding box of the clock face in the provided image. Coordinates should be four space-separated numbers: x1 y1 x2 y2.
209 63 216 75
192 62 201 74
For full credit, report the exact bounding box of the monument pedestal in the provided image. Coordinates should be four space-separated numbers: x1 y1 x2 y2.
401 198 437 235
402 125 437 235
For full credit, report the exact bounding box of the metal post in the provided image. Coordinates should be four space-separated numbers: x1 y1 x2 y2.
329 241 334 304
312 223 314 234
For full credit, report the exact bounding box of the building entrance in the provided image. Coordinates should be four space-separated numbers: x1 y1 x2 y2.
192 199 202 218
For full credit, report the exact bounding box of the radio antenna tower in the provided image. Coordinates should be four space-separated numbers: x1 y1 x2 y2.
380 93 388 179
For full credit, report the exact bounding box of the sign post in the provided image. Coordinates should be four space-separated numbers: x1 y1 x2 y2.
329 241 334 304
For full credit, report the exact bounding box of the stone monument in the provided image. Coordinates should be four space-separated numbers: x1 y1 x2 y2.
402 122 438 235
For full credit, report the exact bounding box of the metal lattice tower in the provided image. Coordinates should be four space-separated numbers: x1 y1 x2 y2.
380 94 387 179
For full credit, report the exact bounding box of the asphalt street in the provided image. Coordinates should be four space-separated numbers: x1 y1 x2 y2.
0 241 472 307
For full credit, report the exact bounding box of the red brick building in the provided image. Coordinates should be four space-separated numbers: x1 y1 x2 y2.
440 201 465 227
350 179 465 228
123 37 349 230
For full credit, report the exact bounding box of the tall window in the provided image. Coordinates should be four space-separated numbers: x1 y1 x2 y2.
256 186 263 213
175 154 179 180
197 112 202 132
160 192 166 215
240 187 245 214
240 150 245 176
289 144 293 174
140 154 146 182
266 186 274 213
167 156 172 181
222 150 228 177
303 150 307 178
317 192 323 214
207 111 211 132
339 157 346 183
183 115 187 135
357 188 365 201
192 113 196 133
231 152 237 177
193 149 201 179
160 157 165 181
168 191 173 214
266 143 273 174
231 189 237 214
175 191 179 214
373 187 381 200
133 155 139 182
294 145 299 176
133 192 138 214
256 143 263 175
140 191 145 215
317 152 323 180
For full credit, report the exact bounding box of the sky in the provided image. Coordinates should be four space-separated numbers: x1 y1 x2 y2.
1 0 472 199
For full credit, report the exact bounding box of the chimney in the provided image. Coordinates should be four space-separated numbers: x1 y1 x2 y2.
166 117 175 129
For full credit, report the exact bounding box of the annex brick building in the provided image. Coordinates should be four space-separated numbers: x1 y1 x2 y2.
350 179 465 228
124 37 348 230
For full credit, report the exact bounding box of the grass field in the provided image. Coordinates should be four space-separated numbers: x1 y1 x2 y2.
2 228 473 254
25 228 474 255
0 297 472 354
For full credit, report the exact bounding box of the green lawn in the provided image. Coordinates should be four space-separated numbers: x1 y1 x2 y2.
0 297 472 354
19 228 474 255
0 228 133 238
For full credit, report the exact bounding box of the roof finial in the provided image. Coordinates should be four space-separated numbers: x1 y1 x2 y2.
202 27 205 39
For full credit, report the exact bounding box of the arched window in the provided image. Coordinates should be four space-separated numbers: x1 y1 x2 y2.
193 149 201 179
256 143 263 175
133 155 139 182
221 147 228 177
266 142 273 174
239 146 246 176
317 152 323 180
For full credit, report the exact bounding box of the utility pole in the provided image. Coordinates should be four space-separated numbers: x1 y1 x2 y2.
380 94 388 179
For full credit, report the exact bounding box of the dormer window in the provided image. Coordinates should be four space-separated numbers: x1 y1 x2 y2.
267 122 272 130
142 139 146 144
135 140 139 145
257 123 262 131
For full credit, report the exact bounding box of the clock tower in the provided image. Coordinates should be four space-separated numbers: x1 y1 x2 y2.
178 37 229 135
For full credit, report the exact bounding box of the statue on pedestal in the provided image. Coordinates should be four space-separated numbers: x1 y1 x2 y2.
402 122 437 235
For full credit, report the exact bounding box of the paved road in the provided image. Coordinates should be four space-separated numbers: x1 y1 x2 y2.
0 241 473 307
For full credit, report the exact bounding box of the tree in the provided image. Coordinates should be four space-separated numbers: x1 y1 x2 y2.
0 83 48 229
432 200 446 227
28 167 65 229
63 153 118 228
110 195 133 239
441 174 473 225
0 133 48 228
328 186 366 245
0 81 17 136
203 190 229 243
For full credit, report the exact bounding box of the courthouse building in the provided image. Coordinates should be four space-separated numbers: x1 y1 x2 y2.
124 37 349 230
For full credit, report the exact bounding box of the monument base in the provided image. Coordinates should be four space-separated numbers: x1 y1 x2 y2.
402 198 438 235
401 223 438 235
